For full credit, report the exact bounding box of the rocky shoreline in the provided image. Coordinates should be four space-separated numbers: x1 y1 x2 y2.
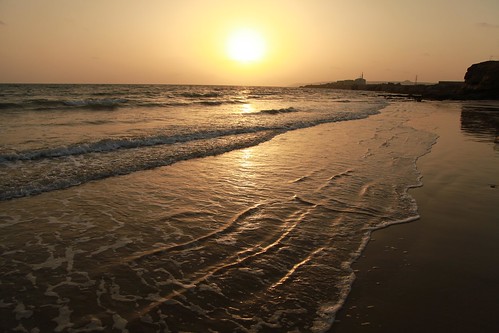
303 61 499 101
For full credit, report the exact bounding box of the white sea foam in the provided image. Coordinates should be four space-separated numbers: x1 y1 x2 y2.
14 302 33 320
53 305 73 332
88 238 133 257
112 313 129 333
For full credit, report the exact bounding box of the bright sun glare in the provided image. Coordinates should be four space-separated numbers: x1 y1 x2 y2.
226 28 266 63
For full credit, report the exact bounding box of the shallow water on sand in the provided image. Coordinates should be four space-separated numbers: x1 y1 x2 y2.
0 100 437 332
330 101 499 333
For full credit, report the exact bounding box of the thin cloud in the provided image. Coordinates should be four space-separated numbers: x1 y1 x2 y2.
477 22 499 29
0 20 6 26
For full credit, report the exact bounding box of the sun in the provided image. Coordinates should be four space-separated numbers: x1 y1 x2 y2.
226 28 266 63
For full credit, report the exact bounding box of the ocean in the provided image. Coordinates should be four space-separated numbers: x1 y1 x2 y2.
0 84 437 332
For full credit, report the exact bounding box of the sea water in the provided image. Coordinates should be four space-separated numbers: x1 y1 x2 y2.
0 85 436 332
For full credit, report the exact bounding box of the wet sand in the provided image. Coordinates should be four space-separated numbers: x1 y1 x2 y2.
330 101 499 332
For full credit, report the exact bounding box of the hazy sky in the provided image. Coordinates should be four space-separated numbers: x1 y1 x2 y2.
1 0 498 85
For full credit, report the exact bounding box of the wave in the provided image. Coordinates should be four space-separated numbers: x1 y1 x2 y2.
62 98 128 110
0 105 382 164
134 101 190 108
197 100 224 106
0 98 248 112
0 128 275 163
0 98 129 111
257 107 299 115
248 91 282 99
0 131 281 201
0 102 22 109
197 100 245 106
180 92 222 98
0 104 385 201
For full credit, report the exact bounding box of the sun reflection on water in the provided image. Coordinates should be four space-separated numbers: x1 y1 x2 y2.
240 103 255 114
239 148 254 170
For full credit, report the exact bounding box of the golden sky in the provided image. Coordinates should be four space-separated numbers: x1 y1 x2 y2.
1 0 498 85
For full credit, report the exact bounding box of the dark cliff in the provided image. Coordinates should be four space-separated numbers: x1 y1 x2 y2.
462 61 499 99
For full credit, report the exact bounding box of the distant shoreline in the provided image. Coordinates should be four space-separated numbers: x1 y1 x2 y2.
302 60 499 101
302 81 460 101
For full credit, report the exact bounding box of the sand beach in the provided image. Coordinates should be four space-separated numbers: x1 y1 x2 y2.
331 101 499 332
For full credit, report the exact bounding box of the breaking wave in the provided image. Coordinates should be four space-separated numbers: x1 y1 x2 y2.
258 107 299 115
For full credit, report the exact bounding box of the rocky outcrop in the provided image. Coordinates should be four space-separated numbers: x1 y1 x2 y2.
462 61 499 99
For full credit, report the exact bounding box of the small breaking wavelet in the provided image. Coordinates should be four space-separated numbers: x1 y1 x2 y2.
257 107 299 115
180 91 223 98
128 203 264 261
0 100 385 200
128 196 338 326
293 194 318 206
8 98 130 111
0 128 281 163
269 247 325 290
62 98 128 110
317 169 354 191
0 131 281 201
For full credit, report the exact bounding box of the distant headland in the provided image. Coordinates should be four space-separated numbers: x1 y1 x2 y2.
302 61 499 100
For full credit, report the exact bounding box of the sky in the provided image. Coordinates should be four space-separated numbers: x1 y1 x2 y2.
1 0 498 86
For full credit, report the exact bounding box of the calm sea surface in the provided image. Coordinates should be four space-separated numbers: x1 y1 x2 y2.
0 84 438 332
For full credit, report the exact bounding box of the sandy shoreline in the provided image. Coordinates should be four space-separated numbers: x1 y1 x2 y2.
330 101 499 332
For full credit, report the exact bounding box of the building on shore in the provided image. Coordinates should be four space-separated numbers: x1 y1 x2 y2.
304 73 367 90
